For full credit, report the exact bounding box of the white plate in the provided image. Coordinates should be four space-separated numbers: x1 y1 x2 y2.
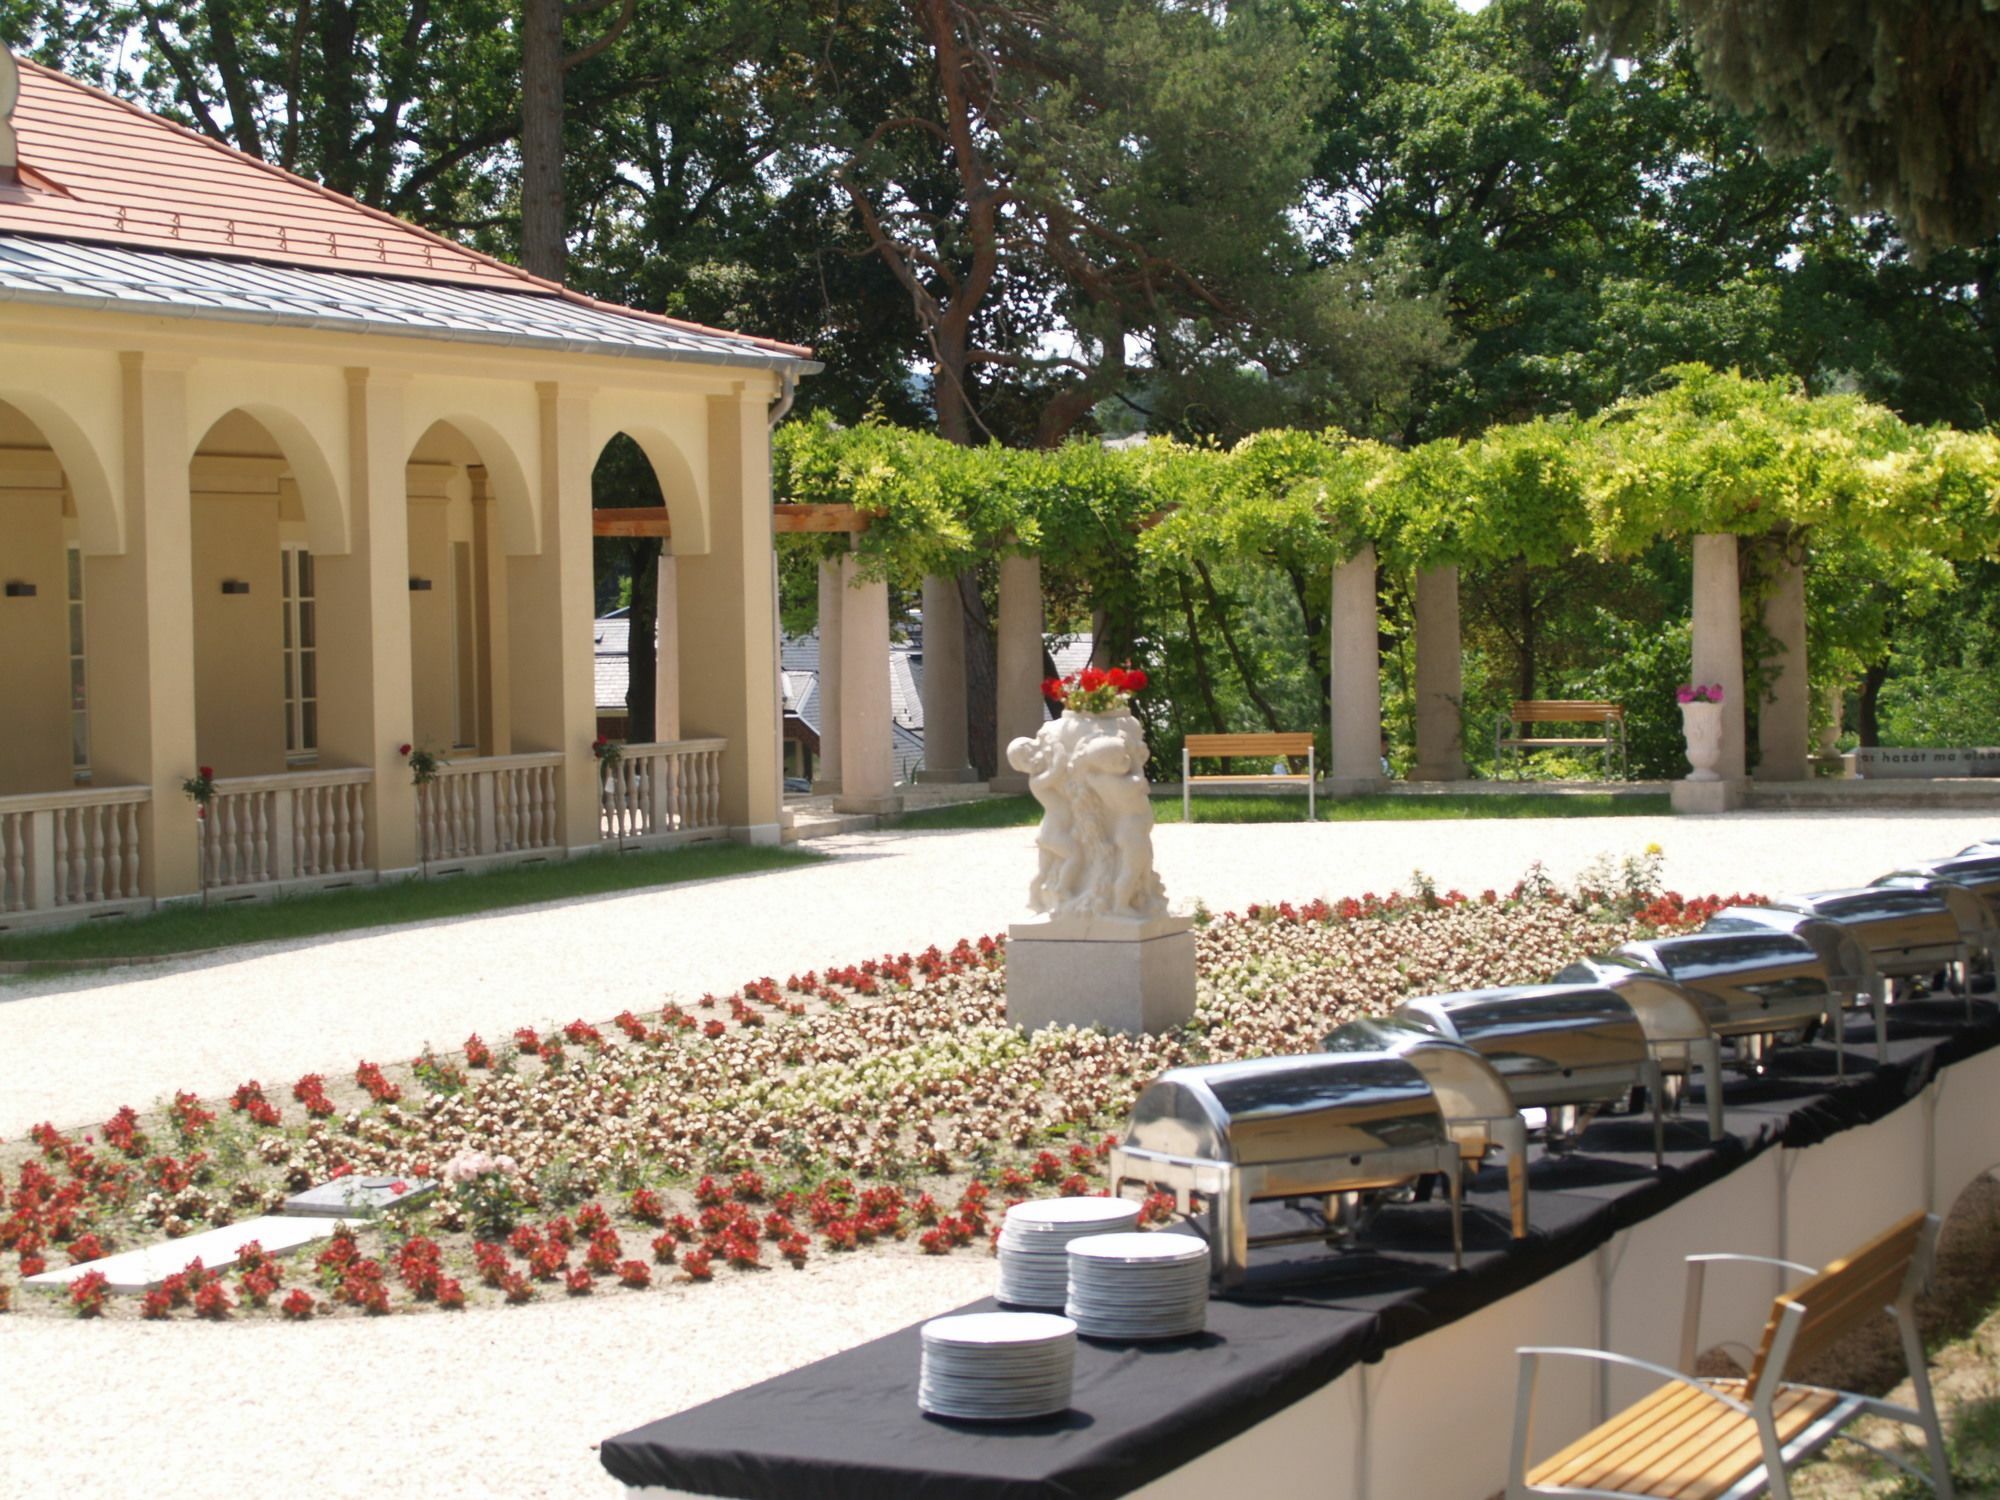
1067 1233 1210 1264
922 1312 1077 1347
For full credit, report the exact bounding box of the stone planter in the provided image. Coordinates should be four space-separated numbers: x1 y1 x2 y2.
1680 700 1724 782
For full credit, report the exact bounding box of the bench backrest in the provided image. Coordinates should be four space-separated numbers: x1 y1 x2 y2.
1746 1211 1930 1388
1184 733 1316 759
1508 701 1624 724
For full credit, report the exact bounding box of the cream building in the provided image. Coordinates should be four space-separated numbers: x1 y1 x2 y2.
0 44 814 927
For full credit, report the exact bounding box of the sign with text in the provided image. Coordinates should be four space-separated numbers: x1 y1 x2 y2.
1854 747 2000 779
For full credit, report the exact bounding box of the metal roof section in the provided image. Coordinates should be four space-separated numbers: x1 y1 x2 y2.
0 234 814 371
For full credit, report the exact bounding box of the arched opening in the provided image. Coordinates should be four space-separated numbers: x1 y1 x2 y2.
592 431 675 744
406 420 506 757
187 409 329 777
0 398 93 795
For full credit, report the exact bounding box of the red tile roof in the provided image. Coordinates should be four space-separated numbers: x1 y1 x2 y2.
0 56 810 359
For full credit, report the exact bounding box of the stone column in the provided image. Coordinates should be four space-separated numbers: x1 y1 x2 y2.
467 465 510 757
315 368 418 875
917 572 975 782
992 551 1044 793
675 388 782 843
654 550 680 742
1412 564 1466 781
88 352 200 897
502 382 603 852
834 551 900 813
1329 542 1385 789
1690 533 1747 781
811 557 842 792
1755 550 1809 782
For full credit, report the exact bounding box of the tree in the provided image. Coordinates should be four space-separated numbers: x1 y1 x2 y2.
519 0 633 282
1586 0 2000 251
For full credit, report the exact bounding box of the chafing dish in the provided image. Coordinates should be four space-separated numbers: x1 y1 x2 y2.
1375 987 1670 1164
1873 862 2000 964
1321 1020 1529 1235
1769 886 1975 1012
1557 930 1843 1071
1108 1054 1464 1286
1698 906 1886 1064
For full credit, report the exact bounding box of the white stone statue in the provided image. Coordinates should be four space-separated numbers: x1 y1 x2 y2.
1007 709 1168 922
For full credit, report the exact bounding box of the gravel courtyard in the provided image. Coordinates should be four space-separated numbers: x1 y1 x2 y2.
0 807 1989 1499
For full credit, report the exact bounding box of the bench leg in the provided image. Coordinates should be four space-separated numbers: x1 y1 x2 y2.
1182 749 1190 824
1308 747 1315 820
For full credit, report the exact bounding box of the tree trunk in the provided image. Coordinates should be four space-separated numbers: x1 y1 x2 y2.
521 0 567 282
1857 660 1888 747
958 568 999 779
624 537 662 741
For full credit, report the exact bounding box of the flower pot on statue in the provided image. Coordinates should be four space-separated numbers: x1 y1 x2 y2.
1680 701 1724 782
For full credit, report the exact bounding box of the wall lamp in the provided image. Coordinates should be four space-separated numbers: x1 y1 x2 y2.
4 580 35 597
220 579 251 595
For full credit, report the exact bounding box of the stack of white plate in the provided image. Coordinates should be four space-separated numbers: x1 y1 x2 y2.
918 1312 1078 1421
996 1197 1143 1308
1065 1232 1211 1340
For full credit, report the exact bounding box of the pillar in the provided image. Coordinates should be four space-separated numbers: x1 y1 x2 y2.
812 557 842 792
88 352 198 897
1412 564 1466 781
315 369 418 874
834 551 900 814
992 551 1043 793
918 572 974 782
468 465 511 757
502 382 602 851
1329 542 1385 788
676 387 781 843
654 551 681 741
1690 533 1747 781
1755 551 1809 782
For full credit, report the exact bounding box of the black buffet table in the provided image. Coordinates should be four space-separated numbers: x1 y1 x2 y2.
601 998 2000 1500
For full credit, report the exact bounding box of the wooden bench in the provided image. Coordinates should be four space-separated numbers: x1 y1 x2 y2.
1496 700 1628 781
1508 1210 1952 1500
1180 732 1316 821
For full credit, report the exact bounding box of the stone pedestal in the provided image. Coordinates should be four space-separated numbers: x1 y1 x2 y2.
1006 914 1197 1035
1671 778 1747 814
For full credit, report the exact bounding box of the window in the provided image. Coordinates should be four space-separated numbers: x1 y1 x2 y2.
67 545 88 779
281 546 318 761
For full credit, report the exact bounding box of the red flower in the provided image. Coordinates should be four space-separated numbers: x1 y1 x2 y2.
1078 666 1107 693
1041 677 1065 702
398 743 413 757
197 765 214 780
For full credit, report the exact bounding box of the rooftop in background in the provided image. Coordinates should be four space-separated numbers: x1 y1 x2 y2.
0 50 811 369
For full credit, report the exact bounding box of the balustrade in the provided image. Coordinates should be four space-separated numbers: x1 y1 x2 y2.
204 769 371 891
599 739 727 846
418 753 564 867
0 786 149 918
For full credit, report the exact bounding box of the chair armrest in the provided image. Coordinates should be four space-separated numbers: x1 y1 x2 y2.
1679 1253 1815 1372
1686 1252 1816 1275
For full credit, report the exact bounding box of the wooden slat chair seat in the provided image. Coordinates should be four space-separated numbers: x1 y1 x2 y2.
1181 732 1316 821
1509 1212 1953 1500
1495 700 1629 781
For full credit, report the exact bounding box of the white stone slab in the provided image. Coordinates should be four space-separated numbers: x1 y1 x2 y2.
22 1214 358 1293
1855 747 2000 779
1010 913 1192 944
1006 922 1197 1035
284 1174 437 1218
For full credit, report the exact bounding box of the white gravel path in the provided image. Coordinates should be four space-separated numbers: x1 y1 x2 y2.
0 808 1990 1500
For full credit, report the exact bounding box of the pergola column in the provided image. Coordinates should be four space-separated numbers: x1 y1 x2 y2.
467 465 511 757
1412 564 1466 781
834 550 900 814
1755 548 1810 782
677 388 781 843
1690 533 1747 781
654 550 680 742
991 551 1044 793
812 557 842 792
88 352 199 898
917 572 975 782
316 367 418 873
1329 542 1385 788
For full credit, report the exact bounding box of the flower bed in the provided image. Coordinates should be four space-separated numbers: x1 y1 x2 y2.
0 864 1755 1320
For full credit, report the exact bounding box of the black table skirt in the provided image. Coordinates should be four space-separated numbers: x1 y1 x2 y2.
601 998 2000 1499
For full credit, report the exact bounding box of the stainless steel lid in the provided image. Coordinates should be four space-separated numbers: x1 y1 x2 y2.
1387 985 1649 1085
1122 1054 1449 1167
1321 1020 1518 1124
1769 886 1967 968
1565 931 1831 1032
1701 907 1877 989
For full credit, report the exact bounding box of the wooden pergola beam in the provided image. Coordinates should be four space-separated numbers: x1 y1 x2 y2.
589 503 869 538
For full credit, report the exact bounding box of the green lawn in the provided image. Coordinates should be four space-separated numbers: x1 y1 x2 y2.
0 841 822 970
890 790 1672 831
